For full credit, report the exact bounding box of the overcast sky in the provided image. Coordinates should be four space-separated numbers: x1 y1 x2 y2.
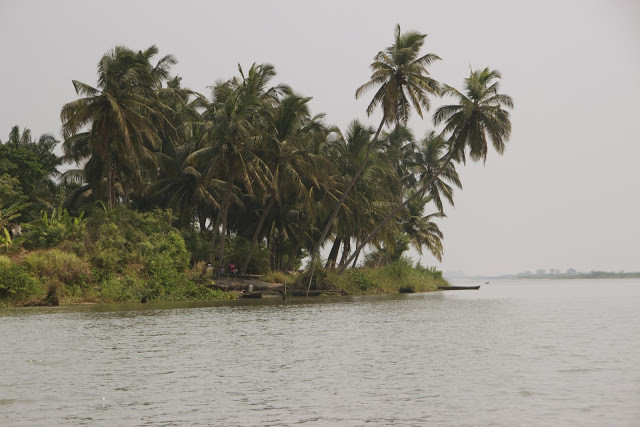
1 0 639 275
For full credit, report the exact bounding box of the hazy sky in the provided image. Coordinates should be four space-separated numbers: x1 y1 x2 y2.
1 0 639 275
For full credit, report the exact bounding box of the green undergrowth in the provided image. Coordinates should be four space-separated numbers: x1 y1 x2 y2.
0 208 233 306
323 258 447 295
262 270 297 285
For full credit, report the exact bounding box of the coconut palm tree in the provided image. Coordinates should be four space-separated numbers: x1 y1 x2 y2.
400 194 446 260
414 130 462 213
238 93 327 273
60 45 177 208
338 67 513 273
189 63 287 271
312 24 441 257
434 68 513 163
324 121 402 269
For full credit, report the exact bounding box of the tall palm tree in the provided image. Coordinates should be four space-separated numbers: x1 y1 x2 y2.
60 45 176 208
312 24 441 257
239 93 327 273
327 121 401 269
189 63 287 271
338 67 513 273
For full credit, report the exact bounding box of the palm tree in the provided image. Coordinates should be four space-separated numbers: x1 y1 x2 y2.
312 24 441 257
413 130 462 213
239 93 327 273
338 67 513 273
189 63 287 271
61 45 176 208
434 68 513 163
400 194 446 261
327 121 401 269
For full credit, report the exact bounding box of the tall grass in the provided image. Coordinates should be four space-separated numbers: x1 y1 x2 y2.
326 257 447 295
22 249 93 301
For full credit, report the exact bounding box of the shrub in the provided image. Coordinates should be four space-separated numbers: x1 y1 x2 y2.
99 276 144 302
22 208 85 249
349 271 375 292
0 255 42 301
181 229 212 265
23 249 92 288
297 257 330 290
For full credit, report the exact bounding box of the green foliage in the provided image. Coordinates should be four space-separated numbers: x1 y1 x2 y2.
262 270 296 284
0 174 28 209
23 208 85 249
0 127 63 222
414 261 443 279
364 234 411 267
181 229 212 265
298 257 331 290
22 249 92 294
0 228 12 250
0 255 42 301
224 236 270 274
327 258 446 295
349 270 375 292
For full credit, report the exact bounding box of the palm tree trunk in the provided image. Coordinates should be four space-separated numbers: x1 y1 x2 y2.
337 151 455 274
240 196 275 274
338 238 351 268
107 155 116 209
325 237 342 268
212 174 234 268
198 209 207 233
312 115 386 256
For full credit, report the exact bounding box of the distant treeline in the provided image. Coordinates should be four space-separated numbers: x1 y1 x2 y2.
519 271 640 280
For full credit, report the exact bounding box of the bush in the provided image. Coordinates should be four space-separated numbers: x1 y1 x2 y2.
323 257 446 295
23 249 92 287
22 208 85 249
0 255 42 301
349 271 375 292
98 276 144 302
22 249 93 299
297 257 330 290
181 229 212 265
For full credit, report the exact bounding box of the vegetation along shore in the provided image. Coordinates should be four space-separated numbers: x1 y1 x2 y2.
0 25 512 306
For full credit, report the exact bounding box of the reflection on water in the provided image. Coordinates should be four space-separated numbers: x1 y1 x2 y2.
1 279 639 425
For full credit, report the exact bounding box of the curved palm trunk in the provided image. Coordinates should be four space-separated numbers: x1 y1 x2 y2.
338 238 351 268
240 195 275 274
325 237 342 268
337 151 455 273
312 116 386 256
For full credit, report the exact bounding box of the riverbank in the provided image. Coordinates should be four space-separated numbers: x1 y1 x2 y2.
1 208 448 307
1 261 449 307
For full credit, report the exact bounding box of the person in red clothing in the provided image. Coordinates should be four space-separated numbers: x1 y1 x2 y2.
229 264 238 277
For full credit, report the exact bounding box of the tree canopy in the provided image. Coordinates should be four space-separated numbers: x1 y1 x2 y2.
3 25 513 278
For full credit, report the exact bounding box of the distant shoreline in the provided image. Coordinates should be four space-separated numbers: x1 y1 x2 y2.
448 272 640 281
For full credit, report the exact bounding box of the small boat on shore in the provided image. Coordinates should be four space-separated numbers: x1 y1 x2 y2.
438 285 480 290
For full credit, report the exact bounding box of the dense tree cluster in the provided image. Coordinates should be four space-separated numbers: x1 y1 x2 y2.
2 25 513 275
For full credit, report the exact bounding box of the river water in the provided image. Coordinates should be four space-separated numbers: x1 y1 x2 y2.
1 278 639 426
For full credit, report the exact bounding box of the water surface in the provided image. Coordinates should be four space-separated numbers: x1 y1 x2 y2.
1 279 639 425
